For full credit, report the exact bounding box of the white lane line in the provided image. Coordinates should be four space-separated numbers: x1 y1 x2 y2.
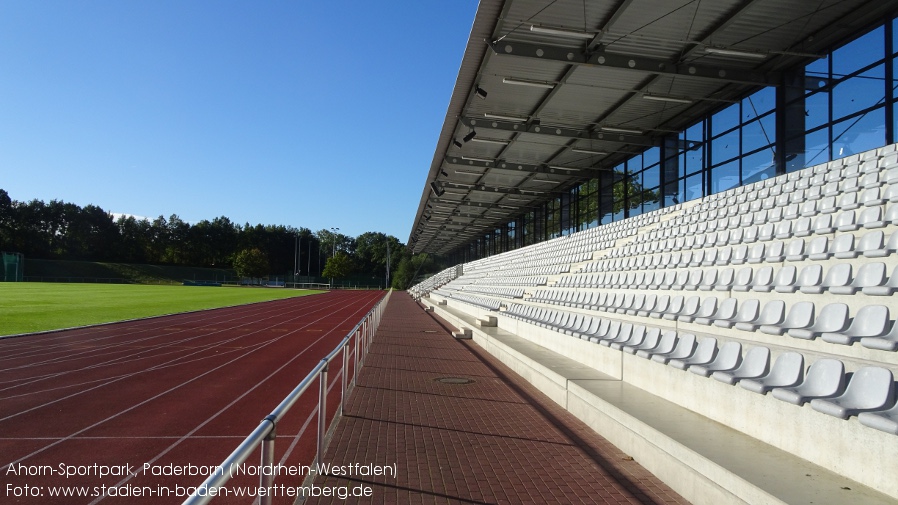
2 292 380 470
88 293 380 505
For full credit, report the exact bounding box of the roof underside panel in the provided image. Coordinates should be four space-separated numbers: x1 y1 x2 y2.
409 0 893 254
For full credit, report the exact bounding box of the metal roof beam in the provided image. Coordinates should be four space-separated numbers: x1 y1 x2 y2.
459 116 657 147
430 197 524 209
444 154 599 177
486 40 812 88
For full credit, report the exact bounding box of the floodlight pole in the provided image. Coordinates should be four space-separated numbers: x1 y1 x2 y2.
330 227 340 288
293 233 299 288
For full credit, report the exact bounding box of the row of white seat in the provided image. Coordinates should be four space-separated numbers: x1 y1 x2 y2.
669 173 898 230
522 291 898 351
558 262 898 295
679 152 898 214
592 230 896 271
432 290 501 311
502 303 898 435
454 286 524 299
649 199 896 249
635 204 895 252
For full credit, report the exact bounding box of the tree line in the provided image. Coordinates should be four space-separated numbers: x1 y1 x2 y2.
0 189 437 288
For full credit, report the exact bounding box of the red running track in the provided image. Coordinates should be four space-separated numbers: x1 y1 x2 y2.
0 290 384 504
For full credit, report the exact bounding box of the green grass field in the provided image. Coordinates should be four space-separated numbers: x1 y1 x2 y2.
0 283 323 336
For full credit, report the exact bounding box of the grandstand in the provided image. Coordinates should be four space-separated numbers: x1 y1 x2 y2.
407 1 898 503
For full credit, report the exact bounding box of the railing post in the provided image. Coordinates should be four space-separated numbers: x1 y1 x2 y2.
341 342 349 413
361 320 368 364
259 415 277 505
353 328 360 384
316 360 328 468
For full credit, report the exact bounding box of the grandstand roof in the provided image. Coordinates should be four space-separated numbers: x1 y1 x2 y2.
409 0 896 254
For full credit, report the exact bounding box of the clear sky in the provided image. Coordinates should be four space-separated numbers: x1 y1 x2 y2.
0 0 478 241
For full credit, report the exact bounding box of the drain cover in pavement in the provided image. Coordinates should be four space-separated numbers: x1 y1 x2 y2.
434 377 475 385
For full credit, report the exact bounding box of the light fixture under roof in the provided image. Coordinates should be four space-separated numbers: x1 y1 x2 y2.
455 169 484 175
529 25 595 39
548 165 583 171
571 148 607 155
531 179 560 185
484 113 528 122
461 156 495 163
704 47 767 59
470 138 510 146
601 126 643 135
502 77 555 89
642 93 693 104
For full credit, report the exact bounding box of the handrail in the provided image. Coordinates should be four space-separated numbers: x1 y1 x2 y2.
182 289 391 505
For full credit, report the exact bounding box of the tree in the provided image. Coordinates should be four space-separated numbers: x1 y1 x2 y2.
0 189 12 250
233 248 269 280
322 252 352 283
392 252 433 290
354 231 403 279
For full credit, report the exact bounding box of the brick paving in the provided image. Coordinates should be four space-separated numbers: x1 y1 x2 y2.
305 293 689 504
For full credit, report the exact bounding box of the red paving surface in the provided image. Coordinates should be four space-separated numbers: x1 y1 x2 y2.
0 290 383 504
306 293 689 505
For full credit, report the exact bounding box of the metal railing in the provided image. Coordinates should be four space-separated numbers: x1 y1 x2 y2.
182 290 391 505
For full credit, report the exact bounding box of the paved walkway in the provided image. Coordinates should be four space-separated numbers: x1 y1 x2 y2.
305 293 688 504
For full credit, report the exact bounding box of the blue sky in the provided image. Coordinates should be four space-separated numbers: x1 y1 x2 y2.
0 0 478 241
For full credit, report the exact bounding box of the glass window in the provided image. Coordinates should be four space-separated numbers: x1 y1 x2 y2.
833 25 884 77
684 121 704 143
805 90 829 130
643 147 660 168
642 189 661 214
804 127 831 166
664 178 682 206
743 87 775 119
627 155 643 174
742 115 776 154
894 57 898 99
712 104 740 137
711 128 740 164
894 102 898 143
832 64 885 119
894 18 898 56
684 173 704 202
742 150 775 184
806 55 828 79
642 164 660 189
682 144 704 174
711 160 740 193
831 107 886 158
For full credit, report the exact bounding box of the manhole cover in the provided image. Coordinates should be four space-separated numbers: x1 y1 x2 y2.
422 330 437 333
434 377 475 385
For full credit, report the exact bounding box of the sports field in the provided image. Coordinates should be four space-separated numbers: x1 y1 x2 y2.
0 283 323 336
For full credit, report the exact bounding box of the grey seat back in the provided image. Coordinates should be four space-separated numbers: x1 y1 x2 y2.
810 367 896 419
820 263 852 291
771 358 846 405
740 352 804 394
623 327 661 354
668 337 717 369
761 301 814 335
821 305 890 345
788 303 849 339
650 333 697 363
636 330 678 359
712 346 771 384
689 341 742 376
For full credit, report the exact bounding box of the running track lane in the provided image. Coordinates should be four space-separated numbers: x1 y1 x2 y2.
0 290 384 505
